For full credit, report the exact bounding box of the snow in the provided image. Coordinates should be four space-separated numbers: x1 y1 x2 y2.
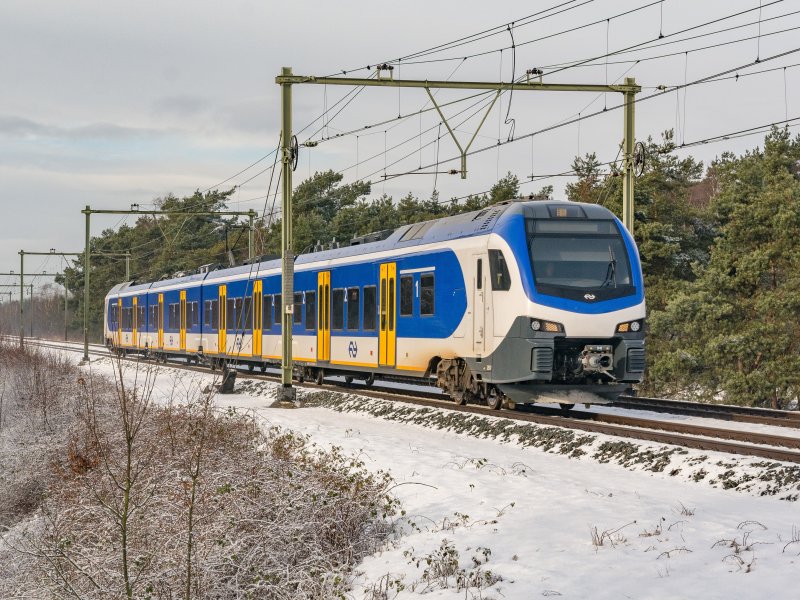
78 356 800 600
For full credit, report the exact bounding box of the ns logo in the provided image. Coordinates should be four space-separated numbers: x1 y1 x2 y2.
348 340 358 358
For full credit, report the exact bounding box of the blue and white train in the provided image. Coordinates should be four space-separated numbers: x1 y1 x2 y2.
104 199 646 408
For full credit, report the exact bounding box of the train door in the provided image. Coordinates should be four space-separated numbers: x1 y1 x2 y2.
317 272 330 361
473 255 485 355
253 280 262 357
379 263 396 367
116 298 122 347
132 296 138 348
218 285 226 355
179 290 186 352
157 294 164 350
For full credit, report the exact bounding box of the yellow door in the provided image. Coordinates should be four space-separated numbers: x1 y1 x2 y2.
116 298 122 347
379 263 396 367
218 285 226 355
157 294 164 350
179 290 186 352
253 280 262 356
132 297 138 348
317 272 330 361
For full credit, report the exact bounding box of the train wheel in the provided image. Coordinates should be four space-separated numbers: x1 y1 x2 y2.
559 403 575 412
248 364 255 372
344 376 354 385
453 393 467 406
364 372 375 388
315 369 325 385
260 363 267 373
486 387 503 411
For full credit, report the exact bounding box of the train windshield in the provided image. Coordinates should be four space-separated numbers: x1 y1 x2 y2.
527 219 635 301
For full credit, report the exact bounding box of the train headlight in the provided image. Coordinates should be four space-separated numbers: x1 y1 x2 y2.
616 319 644 333
531 318 564 333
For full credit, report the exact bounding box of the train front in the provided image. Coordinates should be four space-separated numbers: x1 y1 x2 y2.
491 201 645 404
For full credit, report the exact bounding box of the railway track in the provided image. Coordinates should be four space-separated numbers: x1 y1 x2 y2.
11 337 800 464
613 395 800 428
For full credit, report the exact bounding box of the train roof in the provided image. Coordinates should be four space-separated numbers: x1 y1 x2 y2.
107 199 618 296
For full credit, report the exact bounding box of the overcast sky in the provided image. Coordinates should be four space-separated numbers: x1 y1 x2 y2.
1 0 798 288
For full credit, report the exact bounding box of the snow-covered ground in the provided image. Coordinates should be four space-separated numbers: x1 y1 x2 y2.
78 356 800 600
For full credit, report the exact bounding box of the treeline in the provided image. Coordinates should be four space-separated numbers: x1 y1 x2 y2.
29 126 800 408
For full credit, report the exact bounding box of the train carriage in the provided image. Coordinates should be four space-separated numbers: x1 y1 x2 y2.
104 199 646 407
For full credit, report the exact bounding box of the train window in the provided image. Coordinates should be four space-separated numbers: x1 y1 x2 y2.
420 274 435 316
363 286 377 330
167 304 177 329
204 300 212 327
234 298 244 330
244 297 253 329
210 300 218 331
477 259 483 290
294 292 303 325
305 291 316 330
138 306 146 329
226 298 235 330
274 295 281 325
489 249 511 291
347 288 360 330
331 289 344 330
400 276 413 316
263 295 273 329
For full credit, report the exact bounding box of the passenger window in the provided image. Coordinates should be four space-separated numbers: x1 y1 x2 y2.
294 292 303 325
477 259 483 289
347 288 360 330
244 297 253 329
274 294 281 325
305 291 316 330
210 300 218 331
263 295 273 329
226 298 235 330
363 286 377 330
331 289 344 330
420 274 435 316
400 276 413 316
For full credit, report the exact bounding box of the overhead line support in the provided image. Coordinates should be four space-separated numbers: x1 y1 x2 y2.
274 71 641 400
80 206 257 363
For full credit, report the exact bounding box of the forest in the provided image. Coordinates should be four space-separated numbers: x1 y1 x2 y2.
2 127 798 409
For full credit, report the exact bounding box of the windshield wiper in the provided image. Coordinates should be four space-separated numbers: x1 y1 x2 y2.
601 245 617 288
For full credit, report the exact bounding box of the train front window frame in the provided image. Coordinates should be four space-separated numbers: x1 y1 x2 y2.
526 218 634 301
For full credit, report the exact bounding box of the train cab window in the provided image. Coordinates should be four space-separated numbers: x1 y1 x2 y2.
400 276 413 316
363 286 377 330
489 249 511 291
420 274 435 316
263 295 273 329
477 259 483 289
274 295 281 326
331 289 344 330
305 291 316 330
294 293 303 325
244 297 253 329
347 287 360 330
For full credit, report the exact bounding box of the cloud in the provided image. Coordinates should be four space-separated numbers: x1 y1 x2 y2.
0 114 167 142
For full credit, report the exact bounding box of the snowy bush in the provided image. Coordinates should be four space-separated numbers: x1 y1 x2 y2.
0 354 399 599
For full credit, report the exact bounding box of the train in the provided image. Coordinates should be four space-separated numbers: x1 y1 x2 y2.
104 199 646 409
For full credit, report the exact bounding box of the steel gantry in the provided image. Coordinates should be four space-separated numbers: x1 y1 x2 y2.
273 67 641 402
81 207 257 362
